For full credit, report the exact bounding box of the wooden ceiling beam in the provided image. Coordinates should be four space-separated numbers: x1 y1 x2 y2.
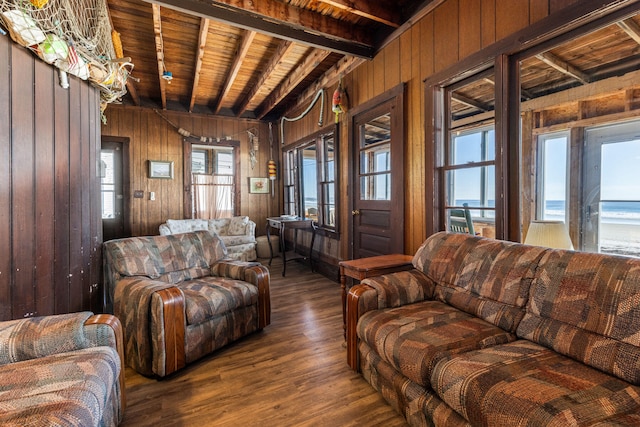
535 51 591 85
617 17 640 45
235 39 296 117
143 0 374 58
452 93 492 112
483 77 533 100
213 29 256 114
256 48 332 119
189 18 209 113
126 80 140 106
318 0 401 28
152 3 168 110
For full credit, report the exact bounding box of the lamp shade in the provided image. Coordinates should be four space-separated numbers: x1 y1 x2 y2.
524 220 574 250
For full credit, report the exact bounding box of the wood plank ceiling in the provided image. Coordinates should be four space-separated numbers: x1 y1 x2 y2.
107 1 640 123
106 0 438 120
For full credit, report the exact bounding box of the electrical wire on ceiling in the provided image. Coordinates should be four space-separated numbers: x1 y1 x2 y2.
280 88 325 144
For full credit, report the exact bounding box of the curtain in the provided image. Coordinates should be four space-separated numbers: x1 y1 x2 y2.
192 174 234 219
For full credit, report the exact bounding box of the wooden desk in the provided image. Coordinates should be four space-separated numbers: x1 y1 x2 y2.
266 217 316 276
339 254 414 338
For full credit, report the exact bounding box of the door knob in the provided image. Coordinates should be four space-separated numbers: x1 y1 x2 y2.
351 209 360 216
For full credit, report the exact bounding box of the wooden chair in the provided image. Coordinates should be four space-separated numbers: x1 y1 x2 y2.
449 203 475 234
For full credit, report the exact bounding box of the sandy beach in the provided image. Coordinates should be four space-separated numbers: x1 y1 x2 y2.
599 222 640 257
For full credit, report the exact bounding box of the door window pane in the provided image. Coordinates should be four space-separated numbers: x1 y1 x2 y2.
599 138 640 256
359 112 391 201
101 150 115 219
360 173 391 200
583 122 640 257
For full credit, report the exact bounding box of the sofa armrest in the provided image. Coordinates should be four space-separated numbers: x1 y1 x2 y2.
84 314 126 413
246 220 256 239
114 277 185 377
158 223 170 235
345 269 435 370
0 311 96 364
211 260 270 328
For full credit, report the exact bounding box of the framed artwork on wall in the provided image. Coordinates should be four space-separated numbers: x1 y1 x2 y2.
149 160 174 179
249 177 269 194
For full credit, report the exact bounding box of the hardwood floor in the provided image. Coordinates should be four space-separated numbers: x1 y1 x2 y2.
120 258 408 426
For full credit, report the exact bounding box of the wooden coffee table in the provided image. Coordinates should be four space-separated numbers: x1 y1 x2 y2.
339 254 414 338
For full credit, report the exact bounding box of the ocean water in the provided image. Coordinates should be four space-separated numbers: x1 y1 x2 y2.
455 199 640 225
545 200 640 225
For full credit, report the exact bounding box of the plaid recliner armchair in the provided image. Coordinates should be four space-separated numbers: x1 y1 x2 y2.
103 230 270 377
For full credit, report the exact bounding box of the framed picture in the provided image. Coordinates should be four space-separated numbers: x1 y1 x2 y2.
149 160 174 179
249 177 269 194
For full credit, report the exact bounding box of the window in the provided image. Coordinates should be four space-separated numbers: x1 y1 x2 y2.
445 125 496 229
432 68 497 238
536 132 569 223
191 144 237 219
283 126 338 231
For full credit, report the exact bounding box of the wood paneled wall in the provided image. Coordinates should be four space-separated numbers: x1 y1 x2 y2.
282 0 579 262
0 35 102 320
102 106 278 237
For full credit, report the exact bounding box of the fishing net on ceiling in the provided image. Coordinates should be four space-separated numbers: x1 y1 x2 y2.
0 0 133 120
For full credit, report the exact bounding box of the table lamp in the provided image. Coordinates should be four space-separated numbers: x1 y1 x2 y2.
524 220 574 250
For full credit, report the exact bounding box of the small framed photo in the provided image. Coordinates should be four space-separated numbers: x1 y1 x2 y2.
249 177 269 194
149 160 174 179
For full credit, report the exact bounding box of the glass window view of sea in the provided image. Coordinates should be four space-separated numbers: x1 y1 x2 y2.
548 200 640 257
456 199 640 258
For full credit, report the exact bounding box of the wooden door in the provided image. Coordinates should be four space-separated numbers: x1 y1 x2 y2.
351 86 404 258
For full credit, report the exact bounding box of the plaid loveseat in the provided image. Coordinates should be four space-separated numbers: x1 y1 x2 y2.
346 231 640 426
103 230 270 378
0 312 124 426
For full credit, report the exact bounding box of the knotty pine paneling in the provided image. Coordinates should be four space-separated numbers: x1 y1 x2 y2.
0 35 102 320
102 106 277 237
280 0 561 262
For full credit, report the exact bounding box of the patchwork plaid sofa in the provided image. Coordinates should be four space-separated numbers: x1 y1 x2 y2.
346 231 640 426
159 217 257 261
103 230 270 378
0 312 125 426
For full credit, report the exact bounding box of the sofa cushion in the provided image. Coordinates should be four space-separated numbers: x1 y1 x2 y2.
180 276 259 325
220 234 255 247
431 340 640 426
0 346 120 427
106 231 226 280
166 218 209 234
357 300 516 387
517 249 640 384
228 216 249 235
209 218 231 235
412 232 546 332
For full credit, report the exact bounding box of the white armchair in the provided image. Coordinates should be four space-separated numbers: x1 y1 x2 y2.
159 217 257 261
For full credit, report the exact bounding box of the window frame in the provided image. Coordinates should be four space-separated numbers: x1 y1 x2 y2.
425 1 639 241
283 124 339 234
183 140 241 219
445 124 496 220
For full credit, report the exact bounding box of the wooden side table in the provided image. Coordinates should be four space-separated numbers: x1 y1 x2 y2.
339 254 414 338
